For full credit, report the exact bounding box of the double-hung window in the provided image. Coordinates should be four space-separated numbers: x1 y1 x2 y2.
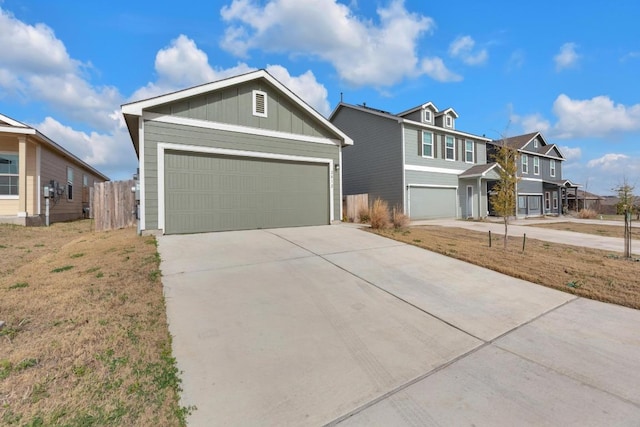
533 157 540 175
553 192 559 209
445 136 455 160
424 110 432 123
445 116 453 128
67 167 74 201
550 159 556 177
465 140 474 163
422 131 434 158
0 153 19 196
521 154 528 174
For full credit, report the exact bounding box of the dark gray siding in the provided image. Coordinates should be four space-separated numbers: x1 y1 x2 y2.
143 120 341 230
149 80 336 140
331 107 404 209
405 126 486 169
402 110 423 122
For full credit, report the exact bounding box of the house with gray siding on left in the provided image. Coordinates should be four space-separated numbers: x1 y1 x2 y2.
330 102 497 220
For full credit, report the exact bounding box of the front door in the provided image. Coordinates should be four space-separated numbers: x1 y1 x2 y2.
466 186 473 218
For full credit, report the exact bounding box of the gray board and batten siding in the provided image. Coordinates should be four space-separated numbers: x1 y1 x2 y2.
330 106 404 210
132 73 346 234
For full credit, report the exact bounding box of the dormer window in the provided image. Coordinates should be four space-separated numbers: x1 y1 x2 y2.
445 115 453 128
252 90 268 117
424 110 432 123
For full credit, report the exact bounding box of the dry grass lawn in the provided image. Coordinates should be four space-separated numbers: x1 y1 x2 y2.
0 221 189 426
528 221 640 239
374 226 640 310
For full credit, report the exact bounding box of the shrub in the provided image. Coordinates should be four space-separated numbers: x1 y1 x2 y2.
577 208 598 219
392 205 410 229
370 198 391 229
358 204 370 223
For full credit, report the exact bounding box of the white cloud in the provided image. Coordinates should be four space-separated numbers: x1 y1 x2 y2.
587 153 629 170
448 35 488 66
552 94 640 139
34 117 136 179
554 42 580 71
507 49 525 71
511 112 551 134
559 146 582 161
0 7 123 131
130 35 333 116
219 0 457 86
420 57 462 82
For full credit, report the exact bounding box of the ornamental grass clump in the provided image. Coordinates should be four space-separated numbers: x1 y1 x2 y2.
392 205 410 229
370 198 391 229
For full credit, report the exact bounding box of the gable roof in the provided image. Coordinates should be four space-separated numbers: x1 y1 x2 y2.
459 162 502 179
396 101 438 117
330 103 491 142
490 131 565 160
0 113 109 181
122 69 353 154
435 107 459 119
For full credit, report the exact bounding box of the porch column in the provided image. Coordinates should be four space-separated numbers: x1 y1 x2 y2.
18 136 27 217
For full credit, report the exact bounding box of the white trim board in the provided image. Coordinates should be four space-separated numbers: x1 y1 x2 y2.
144 112 342 147
156 142 334 234
405 164 465 175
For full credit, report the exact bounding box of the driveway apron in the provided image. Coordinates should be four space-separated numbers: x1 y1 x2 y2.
158 225 640 426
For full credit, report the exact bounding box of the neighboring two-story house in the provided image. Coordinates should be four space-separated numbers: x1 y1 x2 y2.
487 132 577 217
330 102 498 220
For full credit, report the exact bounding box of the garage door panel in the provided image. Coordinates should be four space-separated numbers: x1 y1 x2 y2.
164 152 329 234
409 187 457 220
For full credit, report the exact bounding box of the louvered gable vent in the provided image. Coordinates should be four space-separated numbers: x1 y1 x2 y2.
253 90 268 117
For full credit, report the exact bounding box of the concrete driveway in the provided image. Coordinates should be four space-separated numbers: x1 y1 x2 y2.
159 225 640 426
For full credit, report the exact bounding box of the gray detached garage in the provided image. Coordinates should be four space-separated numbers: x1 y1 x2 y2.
122 70 352 235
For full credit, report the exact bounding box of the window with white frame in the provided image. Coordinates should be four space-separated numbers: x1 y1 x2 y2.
465 140 474 163
67 167 74 201
424 110 432 123
252 90 268 117
422 131 434 157
445 115 453 128
0 153 19 196
533 139 538 148
533 156 540 175
521 154 528 174
445 135 455 160
550 159 556 177
553 191 559 209
545 192 551 210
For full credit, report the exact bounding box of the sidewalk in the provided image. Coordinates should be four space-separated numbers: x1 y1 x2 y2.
411 217 638 256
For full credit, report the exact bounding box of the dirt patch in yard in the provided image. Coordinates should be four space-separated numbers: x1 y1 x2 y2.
527 221 640 239
0 221 188 426
374 226 640 310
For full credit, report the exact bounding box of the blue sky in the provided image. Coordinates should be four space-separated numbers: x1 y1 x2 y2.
1 0 639 195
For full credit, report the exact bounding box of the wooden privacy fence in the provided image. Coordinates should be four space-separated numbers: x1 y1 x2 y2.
93 180 136 232
343 193 369 222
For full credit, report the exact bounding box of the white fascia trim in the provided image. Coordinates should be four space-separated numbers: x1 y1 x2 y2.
402 119 490 142
36 144 41 215
338 149 343 221
138 118 146 231
0 195 19 200
156 142 334 234
144 112 342 147
518 192 544 196
0 126 35 135
405 164 465 175
521 177 543 182
0 114 30 128
123 69 353 146
519 149 564 161
407 184 458 189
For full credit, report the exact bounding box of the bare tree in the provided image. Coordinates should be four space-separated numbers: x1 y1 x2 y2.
490 138 520 249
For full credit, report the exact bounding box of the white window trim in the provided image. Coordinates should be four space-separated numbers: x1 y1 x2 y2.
465 139 474 164
545 191 551 210
550 159 556 177
533 139 538 148
533 157 540 175
445 136 455 161
445 115 453 128
553 192 559 209
521 154 528 174
0 151 19 197
67 166 74 201
422 131 434 158
156 142 334 234
252 90 268 118
423 110 432 123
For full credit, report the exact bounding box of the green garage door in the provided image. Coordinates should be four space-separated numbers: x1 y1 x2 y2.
164 151 330 234
408 187 457 220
